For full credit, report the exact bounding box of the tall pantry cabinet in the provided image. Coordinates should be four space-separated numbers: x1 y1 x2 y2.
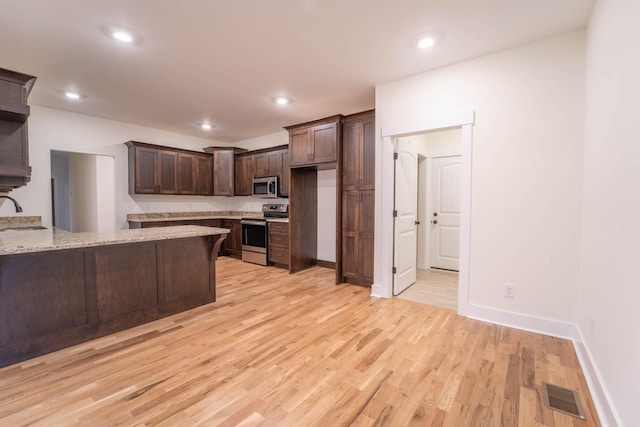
340 110 375 286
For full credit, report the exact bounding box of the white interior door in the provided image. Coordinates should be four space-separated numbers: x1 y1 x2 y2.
393 141 418 295
430 156 461 270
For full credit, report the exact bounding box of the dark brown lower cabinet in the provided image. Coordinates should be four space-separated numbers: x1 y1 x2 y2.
0 235 223 368
342 190 374 286
268 221 289 268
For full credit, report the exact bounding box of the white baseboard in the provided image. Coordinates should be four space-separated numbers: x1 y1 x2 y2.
573 329 622 427
465 304 619 427
370 283 389 298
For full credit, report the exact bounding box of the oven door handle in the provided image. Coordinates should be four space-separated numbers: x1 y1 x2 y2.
241 220 267 226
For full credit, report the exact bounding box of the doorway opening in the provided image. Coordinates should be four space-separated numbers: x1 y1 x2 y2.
375 110 473 316
392 129 462 311
50 151 115 232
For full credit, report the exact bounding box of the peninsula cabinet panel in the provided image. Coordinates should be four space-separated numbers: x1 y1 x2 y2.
159 237 211 302
94 243 158 320
0 236 221 368
0 250 86 343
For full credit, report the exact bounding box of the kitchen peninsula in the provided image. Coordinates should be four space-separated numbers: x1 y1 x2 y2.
0 223 229 367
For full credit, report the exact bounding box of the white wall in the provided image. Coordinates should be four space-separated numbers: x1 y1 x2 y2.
0 106 283 227
579 1 640 425
68 153 98 232
376 31 585 322
317 170 337 262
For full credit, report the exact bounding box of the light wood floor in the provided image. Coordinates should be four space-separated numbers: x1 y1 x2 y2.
0 257 599 426
396 268 459 311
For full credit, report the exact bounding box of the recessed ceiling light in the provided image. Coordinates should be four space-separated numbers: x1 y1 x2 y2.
200 123 214 130
272 96 291 105
113 31 134 43
64 91 81 100
417 36 436 50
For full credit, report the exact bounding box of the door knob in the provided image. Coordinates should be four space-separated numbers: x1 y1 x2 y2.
415 220 421 225
432 220 438 225
433 212 438 217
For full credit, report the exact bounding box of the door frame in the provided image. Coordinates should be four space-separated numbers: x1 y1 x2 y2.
372 110 474 316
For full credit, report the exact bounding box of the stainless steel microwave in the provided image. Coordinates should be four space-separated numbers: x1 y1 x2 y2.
252 176 278 198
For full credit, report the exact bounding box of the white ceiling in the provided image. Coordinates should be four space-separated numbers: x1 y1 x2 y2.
0 0 593 142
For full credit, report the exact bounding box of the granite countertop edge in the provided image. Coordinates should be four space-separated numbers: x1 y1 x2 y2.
127 211 263 222
0 225 229 256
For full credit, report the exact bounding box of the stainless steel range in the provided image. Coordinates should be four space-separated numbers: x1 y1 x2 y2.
240 204 288 266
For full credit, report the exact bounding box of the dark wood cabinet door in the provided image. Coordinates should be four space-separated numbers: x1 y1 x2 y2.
213 149 234 196
195 155 213 195
158 150 178 193
234 155 254 196
134 146 159 193
177 153 197 194
266 151 281 177
253 152 268 177
280 150 290 197
310 122 337 164
231 220 242 257
342 191 360 281
342 120 360 191
361 116 376 190
288 128 311 166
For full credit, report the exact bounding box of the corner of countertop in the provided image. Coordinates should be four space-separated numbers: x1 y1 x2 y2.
0 215 42 230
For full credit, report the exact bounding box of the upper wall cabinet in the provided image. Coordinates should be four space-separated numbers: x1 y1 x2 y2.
204 147 248 196
343 110 375 192
126 141 213 195
285 115 343 168
233 145 289 197
0 68 37 193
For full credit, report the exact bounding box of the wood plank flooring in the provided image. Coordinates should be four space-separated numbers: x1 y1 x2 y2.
396 268 459 311
0 257 599 426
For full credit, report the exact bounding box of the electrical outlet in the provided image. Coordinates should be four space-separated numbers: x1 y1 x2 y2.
504 284 515 298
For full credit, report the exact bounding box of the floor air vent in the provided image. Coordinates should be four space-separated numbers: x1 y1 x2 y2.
541 382 586 420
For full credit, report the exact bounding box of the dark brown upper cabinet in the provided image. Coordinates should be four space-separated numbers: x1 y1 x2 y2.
0 68 37 193
234 154 253 196
126 141 212 195
195 155 213 195
285 115 343 168
342 110 375 192
233 145 289 197
212 149 234 196
204 147 248 197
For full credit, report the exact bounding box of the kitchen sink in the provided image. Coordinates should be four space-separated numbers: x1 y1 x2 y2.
0 225 47 231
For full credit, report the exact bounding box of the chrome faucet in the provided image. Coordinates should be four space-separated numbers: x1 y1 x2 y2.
0 195 23 213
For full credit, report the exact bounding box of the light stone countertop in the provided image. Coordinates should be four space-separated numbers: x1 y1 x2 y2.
265 218 289 223
127 211 262 222
0 225 229 256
